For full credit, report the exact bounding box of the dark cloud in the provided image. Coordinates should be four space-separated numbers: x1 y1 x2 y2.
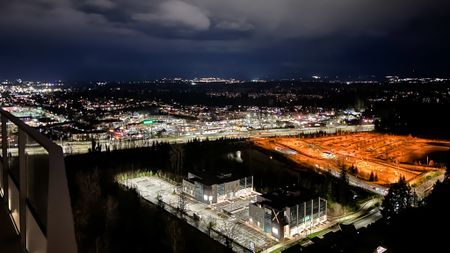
84 0 116 9
0 0 449 80
132 1 211 31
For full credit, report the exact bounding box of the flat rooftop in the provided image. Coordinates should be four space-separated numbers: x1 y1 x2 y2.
256 185 318 210
186 168 251 186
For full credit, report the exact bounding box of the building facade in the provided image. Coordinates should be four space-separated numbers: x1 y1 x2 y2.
182 172 253 204
249 192 327 240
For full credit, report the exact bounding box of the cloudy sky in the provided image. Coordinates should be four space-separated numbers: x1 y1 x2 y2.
0 0 449 80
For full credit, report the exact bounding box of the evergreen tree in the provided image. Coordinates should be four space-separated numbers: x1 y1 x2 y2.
349 165 358 175
337 169 350 204
369 171 375 181
340 169 349 184
381 176 413 220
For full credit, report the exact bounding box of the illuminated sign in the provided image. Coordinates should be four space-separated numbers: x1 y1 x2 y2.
142 120 154 125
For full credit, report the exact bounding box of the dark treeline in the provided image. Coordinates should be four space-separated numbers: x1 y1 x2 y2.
374 100 450 139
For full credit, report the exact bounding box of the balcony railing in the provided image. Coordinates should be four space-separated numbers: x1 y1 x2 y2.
0 108 77 253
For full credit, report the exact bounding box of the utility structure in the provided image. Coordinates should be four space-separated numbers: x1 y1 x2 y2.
249 186 327 240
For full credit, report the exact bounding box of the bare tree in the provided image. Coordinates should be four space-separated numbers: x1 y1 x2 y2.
177 192 187 216
222 221 239 248
170 144 184 179
156 192 164 209
206 218 217 236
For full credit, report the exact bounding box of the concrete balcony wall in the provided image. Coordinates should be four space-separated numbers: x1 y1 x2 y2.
0 108 77 253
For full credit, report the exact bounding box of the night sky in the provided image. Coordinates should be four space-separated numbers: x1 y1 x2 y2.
1 0 449 80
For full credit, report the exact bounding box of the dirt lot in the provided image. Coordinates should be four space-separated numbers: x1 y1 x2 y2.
253 133 449 186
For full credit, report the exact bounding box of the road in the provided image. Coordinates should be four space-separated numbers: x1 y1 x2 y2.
350 207 382 229
5 124 373 156
327 169 388 196
60 124 374 155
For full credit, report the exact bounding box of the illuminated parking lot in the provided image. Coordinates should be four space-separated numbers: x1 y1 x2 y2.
253 133 448 196
122 176 276 251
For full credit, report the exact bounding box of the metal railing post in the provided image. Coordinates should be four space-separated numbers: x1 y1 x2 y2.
1 115 8 200
19 129 27 248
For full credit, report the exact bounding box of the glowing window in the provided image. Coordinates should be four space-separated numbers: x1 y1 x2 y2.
272 227 279 235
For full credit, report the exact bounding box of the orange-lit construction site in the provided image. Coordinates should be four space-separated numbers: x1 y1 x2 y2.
253 132 450 189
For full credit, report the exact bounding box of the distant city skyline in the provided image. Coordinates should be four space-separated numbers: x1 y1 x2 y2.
1 0 450 80
2 75 449 84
